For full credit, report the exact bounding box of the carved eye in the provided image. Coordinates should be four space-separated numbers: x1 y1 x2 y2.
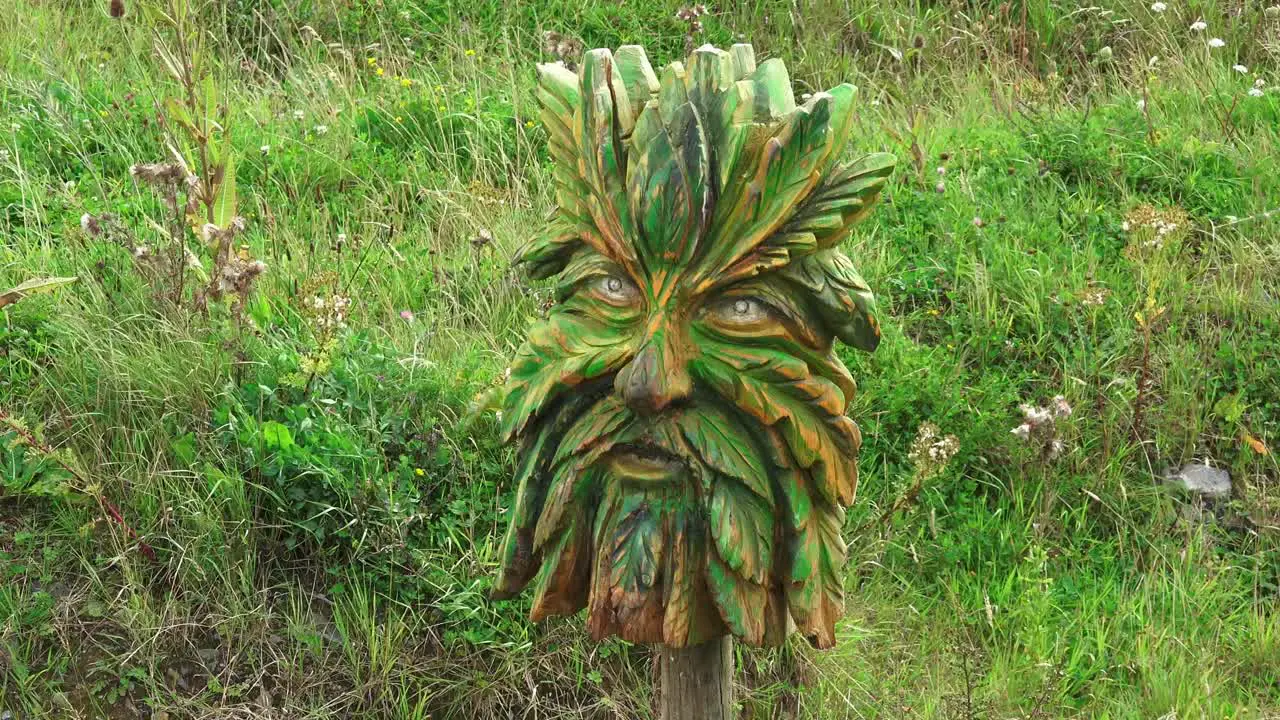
707 296 770 327
593 274 640 305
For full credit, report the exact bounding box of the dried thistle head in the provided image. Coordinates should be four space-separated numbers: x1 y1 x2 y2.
1011 395 1072 461
542 31 585 69
129 162 184 187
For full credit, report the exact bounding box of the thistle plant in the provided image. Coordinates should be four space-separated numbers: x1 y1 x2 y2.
106 0 264 317
492 43 893 649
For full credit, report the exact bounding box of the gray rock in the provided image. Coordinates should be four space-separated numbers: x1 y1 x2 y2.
1166 463 1231 499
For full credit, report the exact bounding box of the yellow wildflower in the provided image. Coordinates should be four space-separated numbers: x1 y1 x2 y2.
414 468 425 476
524 120 535 129
395 116 403 123
376 67 385 77
465 49 476 57
400 77 412 88
367 57 376 66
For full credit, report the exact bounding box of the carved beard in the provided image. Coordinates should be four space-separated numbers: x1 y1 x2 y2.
491 42 892 649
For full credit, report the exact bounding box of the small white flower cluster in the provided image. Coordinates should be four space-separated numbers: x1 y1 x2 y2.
1011 396 1072 461
907 421 961 480
1079 287 1109 306
1151 1 1167 12
309 294 351 330
1146 218 1179 248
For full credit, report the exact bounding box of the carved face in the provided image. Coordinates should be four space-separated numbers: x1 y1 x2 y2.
492 43 893 649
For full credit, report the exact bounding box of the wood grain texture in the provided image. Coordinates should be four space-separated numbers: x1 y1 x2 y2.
657 637 734 720
493 42 894 650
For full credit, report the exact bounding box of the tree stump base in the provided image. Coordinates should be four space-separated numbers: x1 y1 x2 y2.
657 636 733 720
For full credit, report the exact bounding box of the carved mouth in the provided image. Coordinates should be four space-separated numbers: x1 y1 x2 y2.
608 442 685 479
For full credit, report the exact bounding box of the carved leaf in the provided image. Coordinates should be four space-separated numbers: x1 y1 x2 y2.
783 152 895 250
781 249 881 351
500 312 634 441
513 224 581 280
700 92 838 285
786 495 846 648
705 547 767 645
691 353 859 506
529 506 595 621
492 420 557 598
677 406 769 499
710 477 774 584
661 509 695 646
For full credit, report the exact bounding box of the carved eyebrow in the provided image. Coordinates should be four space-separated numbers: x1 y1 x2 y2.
554 251 628 302
712 277 828 349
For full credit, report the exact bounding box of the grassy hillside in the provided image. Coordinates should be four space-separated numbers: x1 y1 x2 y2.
2 0 1279 717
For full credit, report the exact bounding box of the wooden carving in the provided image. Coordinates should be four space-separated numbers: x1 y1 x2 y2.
492 43 894 649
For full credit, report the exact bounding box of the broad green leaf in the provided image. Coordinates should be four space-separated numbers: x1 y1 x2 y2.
0 276 78 309
212 152 237 229
260 420 294 450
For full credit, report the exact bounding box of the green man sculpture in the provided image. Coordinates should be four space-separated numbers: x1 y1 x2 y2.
492 43 893 650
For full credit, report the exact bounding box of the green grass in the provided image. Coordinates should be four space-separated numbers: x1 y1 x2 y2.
2 0 1279 717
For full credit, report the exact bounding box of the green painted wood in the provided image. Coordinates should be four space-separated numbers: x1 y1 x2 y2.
492 43 894 651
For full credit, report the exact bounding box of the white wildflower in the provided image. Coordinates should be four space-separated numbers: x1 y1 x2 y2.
1052 395 1073 418
1011 424 1032 440
293 110 305 120
313 124 329 135
1248 87 1264 97
1256 78 1267 88
1233 64 1248 73
1136 98 1146 111
260 144 271 155
1151 2 1166 12
1208 37 1226 48
1020 403 1051 425
1190 20 1207 31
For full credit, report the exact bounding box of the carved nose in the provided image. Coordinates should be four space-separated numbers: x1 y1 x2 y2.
615 333 692 416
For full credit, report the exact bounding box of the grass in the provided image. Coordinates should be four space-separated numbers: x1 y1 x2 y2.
1 0 1279 717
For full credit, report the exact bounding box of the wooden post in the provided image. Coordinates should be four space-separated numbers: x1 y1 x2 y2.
658 636 733 720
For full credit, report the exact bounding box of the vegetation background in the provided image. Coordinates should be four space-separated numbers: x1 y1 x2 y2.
2 0 1278 717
